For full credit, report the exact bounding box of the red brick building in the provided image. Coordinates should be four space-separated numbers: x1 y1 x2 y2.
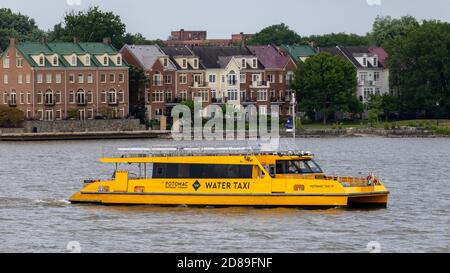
0 38 129 120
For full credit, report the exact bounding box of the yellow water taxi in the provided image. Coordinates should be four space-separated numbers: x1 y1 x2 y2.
69 147 389 208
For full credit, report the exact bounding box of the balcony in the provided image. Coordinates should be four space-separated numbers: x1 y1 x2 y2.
251 81 270 88
359 80 375 86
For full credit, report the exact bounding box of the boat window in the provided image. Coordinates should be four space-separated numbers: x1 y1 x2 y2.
275 160 323 174
152 163 253 179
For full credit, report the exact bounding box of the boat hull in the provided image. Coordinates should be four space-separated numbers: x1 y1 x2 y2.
69 191 388 208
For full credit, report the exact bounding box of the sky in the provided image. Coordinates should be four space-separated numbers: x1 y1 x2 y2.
0 0 449 40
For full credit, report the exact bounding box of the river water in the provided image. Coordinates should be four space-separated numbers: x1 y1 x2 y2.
0 137 449 253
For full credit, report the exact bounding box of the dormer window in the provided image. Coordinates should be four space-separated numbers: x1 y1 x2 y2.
193 58 198 68
85 55 90 66
373 57 378 67
242 59 247 68
252 59 257 68
39 56 44 66
103 56 109 66
116 55 122 65
182 59 187 68
52 56 58 66
71 55 77 66
163 58 168 67
362 57 367 67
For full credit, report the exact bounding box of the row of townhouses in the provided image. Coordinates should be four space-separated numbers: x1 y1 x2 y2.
0 36 390 121
0 38 129 121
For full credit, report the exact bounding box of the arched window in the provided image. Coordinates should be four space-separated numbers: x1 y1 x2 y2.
227 70 236 85
45 89 54 105
76 89 85 105
116 56 122 65
39 56 44 66
108 89 117 104
71 55 77 66
52 56 58 66
85 55 90 65
103 56 109 65
10 90 17 106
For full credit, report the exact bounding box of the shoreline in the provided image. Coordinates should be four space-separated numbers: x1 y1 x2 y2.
0 128 449 141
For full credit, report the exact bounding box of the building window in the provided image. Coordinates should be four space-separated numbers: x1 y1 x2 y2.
69 74 75 83
153 72 162 86
27 93 31 104
211 89 217 99
18 74 23 84
240 90 246 101
240 72 246 83
38 56 44 66
118 73 124 83
241 59 247 68
179 91 187 101
373 57 378 67
179 73 187 84
267 74 274 83
85 55 90 66
164 75 172 84
193 59 198 68
109 74 115 83
55 91 61 104
227 89 238 101
252 59 257 68
4 74 8 84
26 74 31 83
152 90 164 102
362 57 367 67
37 92 43 104
374 72 380 82
69 91 75 104
78 74 84 84
86 91 93 104
101 91 107 103
53 56 58 66
259 105 267 115
55 110 62 120
182 59 187 68
20 92 24 104
45 90 54 105
286 71 294 85
46 74 52 84
103 56 109 66
88 109 94 120
257 90 268 101
208 74 216 83
76 89 85 105
108 89 117 104
252 73 260 83
118 90 125 103
37 74 43 83
227 71 237 85
55 73 62 84
116 56 122 65
71 55 77 66
200 90 209 102
16 58 23 68
100 74 106 83
3 58 10 68
163 58 168 67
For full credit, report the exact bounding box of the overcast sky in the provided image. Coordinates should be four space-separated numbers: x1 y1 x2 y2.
1 0 449 40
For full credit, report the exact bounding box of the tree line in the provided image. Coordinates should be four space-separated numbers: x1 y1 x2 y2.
1 7 449 122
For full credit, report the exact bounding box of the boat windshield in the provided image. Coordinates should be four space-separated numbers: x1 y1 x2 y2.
275 159 323 174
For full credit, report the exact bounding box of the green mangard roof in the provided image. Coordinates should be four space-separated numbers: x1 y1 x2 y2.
16 42 127 68
282 45 317 62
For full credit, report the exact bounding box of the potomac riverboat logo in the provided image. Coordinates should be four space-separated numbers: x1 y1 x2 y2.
192 180 201 191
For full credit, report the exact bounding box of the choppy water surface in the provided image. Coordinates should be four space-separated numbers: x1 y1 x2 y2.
0 137 449 252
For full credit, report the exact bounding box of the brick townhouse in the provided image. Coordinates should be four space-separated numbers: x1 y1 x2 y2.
0 37 129 121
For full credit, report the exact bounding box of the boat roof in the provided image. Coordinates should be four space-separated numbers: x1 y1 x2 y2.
100 146 314 164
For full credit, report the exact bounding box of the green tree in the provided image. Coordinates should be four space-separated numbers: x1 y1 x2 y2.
300 33 370 47
128 65 148 121
292 52 358 124
0 106 25 127
370 15 419 47
388 20 450 118
0 8 44 50
49 6 126 49
248 23 301 46
123 33 165 47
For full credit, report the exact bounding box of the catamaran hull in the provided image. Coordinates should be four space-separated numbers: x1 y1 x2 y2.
70 191 388 208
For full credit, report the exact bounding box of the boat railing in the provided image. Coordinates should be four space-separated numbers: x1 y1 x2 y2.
101 145 314 158
325 175 377 187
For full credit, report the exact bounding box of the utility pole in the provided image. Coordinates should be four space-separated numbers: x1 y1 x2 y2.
292 92 296 140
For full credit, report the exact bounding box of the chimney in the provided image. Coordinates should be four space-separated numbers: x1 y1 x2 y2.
73 37 80 43
9 37 16 47
103 37 112 45
40 36 48 44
